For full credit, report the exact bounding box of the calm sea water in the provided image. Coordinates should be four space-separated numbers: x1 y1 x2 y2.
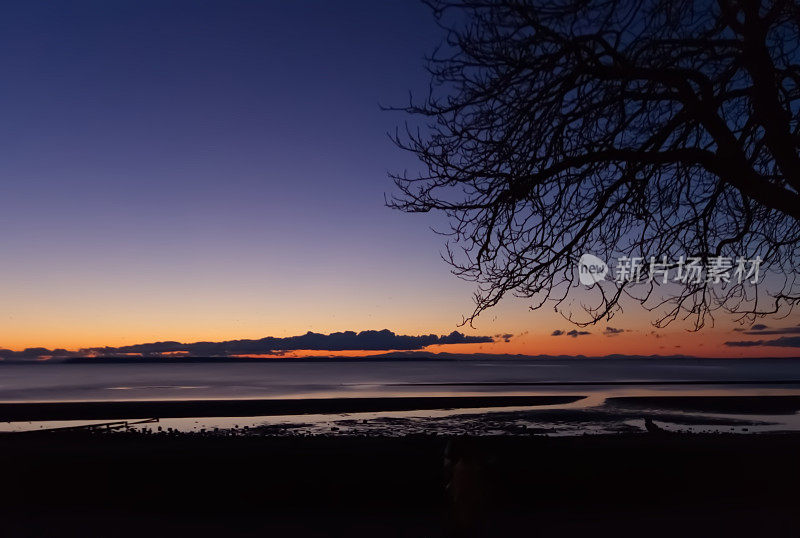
1 357 800 402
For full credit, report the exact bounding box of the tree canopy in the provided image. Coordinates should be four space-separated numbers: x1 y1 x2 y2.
390 0 800 329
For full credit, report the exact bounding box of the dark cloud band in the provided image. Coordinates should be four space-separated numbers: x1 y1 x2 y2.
0 330 495 360
725 336 800 348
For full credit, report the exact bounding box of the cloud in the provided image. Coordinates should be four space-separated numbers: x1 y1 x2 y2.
551 329 591 338
104 330 494 355
760 336 800 347
742 326 800 336
604 327 626 336
0 347 71 360
751 324 769 331
494 333 514 342
0 329 496 360
566 330 591 338
725 336 800 348
724 340 765 347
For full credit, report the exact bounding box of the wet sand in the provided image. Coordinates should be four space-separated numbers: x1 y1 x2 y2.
608 394 800 414
7 394 800 435
0 395 582 421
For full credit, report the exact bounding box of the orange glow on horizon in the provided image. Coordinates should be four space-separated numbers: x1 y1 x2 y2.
2 294 797 358
1 328 795 359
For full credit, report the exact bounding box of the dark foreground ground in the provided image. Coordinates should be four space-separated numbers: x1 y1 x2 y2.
2 431 800 537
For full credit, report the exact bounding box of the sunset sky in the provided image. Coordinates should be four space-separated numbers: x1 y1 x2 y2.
1 0 798 359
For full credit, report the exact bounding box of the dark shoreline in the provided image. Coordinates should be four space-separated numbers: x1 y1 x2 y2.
3 431 800 537
5 394 800 422
608 394 800 414
0 395 582 422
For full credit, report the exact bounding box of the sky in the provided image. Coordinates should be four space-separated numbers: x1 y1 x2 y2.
0 0 798 359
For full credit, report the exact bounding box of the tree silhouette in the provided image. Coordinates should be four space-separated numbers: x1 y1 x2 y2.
389 0 800 329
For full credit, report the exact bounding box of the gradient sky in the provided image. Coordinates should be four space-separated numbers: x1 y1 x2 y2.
0 0 797 358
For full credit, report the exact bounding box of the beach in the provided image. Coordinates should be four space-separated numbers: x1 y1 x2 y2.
4 359 800 536
2 429 799 537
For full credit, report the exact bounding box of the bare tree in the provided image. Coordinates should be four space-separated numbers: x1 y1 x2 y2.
389 0 800 329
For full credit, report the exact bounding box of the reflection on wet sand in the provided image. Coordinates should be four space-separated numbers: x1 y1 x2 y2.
5 388 800 436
